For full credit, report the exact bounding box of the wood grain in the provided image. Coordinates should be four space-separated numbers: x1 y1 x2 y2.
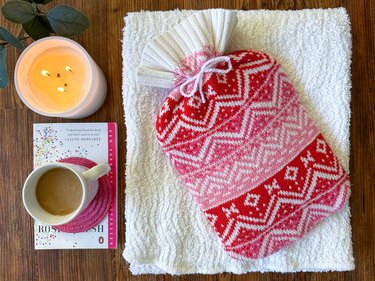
0 0 374 280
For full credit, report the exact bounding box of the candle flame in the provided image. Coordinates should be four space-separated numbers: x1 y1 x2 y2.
57 87 65 93
41 70 50 77
65 66 72 72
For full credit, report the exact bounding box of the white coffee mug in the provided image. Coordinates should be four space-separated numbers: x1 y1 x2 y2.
22 162 111 225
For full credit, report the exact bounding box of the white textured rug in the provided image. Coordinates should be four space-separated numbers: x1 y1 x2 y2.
122 8 354 275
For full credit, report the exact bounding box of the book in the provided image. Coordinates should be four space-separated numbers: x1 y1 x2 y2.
32 122 117 249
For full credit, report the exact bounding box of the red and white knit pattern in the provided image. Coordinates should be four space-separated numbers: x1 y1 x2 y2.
155 50 350 259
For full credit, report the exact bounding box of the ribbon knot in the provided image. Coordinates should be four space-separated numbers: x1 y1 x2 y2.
179 56 232 103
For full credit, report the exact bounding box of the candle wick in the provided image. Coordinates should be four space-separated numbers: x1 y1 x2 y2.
41 70 50 77
57 73 61 78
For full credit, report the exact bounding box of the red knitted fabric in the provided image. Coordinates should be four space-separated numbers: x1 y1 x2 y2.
155 50 351 259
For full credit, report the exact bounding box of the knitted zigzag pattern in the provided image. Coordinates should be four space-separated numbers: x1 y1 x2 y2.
155 50 350 259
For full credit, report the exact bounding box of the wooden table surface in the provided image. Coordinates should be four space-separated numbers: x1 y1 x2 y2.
0 0 374 280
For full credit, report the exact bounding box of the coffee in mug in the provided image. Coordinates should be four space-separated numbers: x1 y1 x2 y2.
35 167 83 216
23 161 111 225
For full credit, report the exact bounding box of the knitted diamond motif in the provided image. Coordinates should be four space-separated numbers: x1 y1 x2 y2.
155 50 351 259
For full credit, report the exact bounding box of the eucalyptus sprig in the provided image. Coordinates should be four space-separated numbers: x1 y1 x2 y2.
0 0 89 88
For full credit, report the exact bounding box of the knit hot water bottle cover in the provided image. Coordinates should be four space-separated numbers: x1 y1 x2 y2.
137 10 351 259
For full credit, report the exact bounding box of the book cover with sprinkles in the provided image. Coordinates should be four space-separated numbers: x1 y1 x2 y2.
33 123 118 249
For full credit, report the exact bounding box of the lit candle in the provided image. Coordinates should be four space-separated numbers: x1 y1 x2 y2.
14 37 107 118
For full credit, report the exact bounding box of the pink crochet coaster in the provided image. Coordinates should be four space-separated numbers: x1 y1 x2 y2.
53 157 112 233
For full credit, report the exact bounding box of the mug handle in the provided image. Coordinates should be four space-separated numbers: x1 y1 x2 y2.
82 162 111 182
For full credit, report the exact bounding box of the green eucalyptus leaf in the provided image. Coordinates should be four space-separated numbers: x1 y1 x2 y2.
39 15 55 33
0 46 8 88
0 27 24 49
1 0 36 24
22 16 50 40
47 5 89 37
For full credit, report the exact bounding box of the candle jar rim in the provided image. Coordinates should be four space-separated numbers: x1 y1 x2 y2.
14 36 100 118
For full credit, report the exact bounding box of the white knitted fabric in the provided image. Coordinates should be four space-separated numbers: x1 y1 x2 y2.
122 8 354 274
137 9 237 88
